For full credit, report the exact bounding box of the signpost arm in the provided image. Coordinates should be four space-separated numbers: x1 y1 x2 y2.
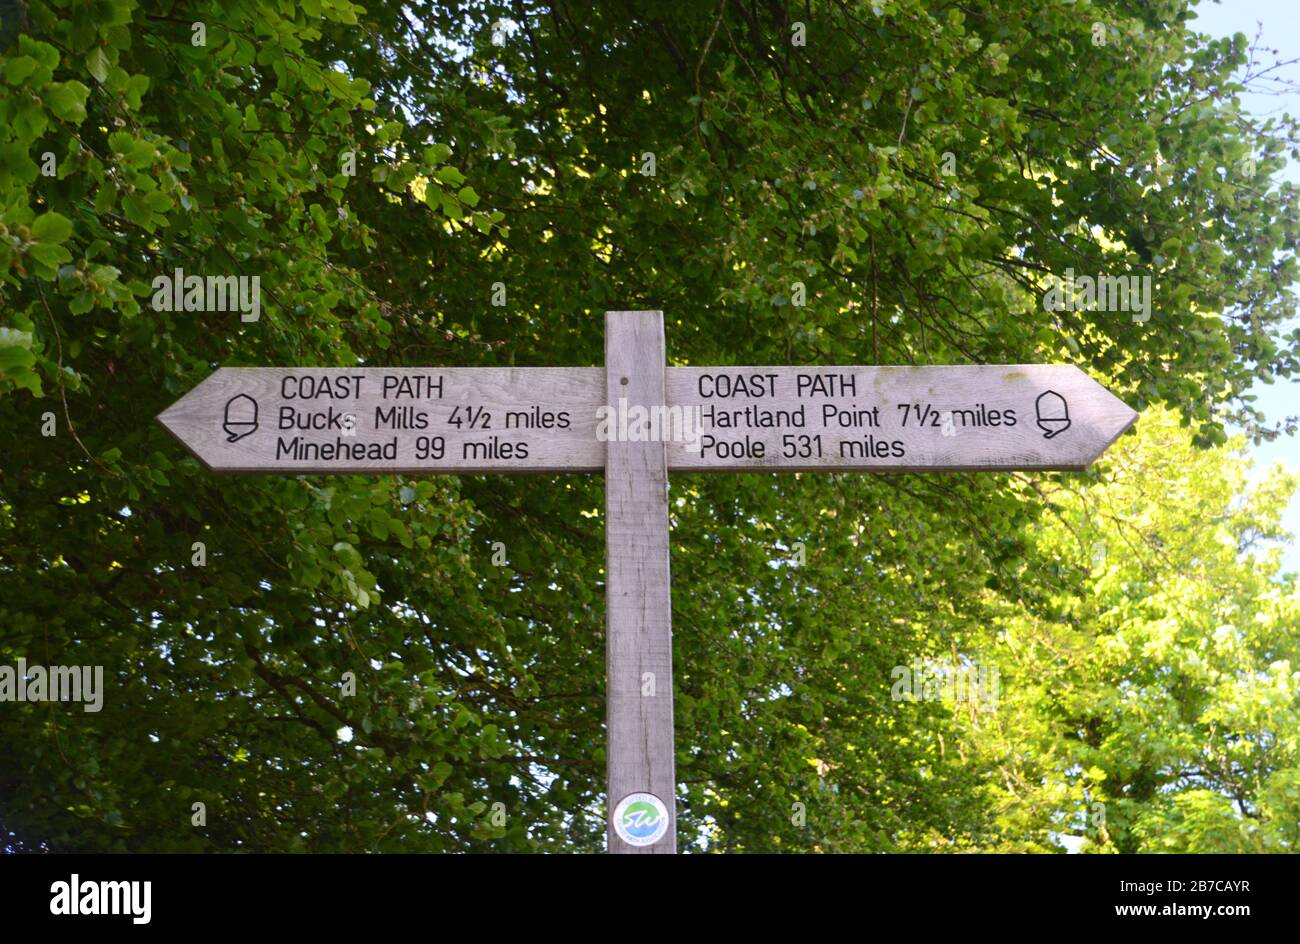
604 310 676 853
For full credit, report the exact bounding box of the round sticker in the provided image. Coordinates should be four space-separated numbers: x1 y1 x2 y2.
612 792 669 846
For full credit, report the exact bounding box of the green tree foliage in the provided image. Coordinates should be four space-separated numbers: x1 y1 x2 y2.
0 0 1296 851
966 407 1300 853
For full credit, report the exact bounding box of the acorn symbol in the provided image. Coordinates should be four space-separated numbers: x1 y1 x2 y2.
1035 390 1071 439
223 393 259 442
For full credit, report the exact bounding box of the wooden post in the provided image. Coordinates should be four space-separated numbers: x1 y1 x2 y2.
604 310 676 853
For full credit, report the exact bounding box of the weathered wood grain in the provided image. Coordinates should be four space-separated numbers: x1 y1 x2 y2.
604 311 676 854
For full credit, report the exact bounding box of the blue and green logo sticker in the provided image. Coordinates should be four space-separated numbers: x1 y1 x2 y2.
613 792 669 846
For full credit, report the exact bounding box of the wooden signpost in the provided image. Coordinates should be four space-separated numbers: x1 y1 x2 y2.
159 310 1138 854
